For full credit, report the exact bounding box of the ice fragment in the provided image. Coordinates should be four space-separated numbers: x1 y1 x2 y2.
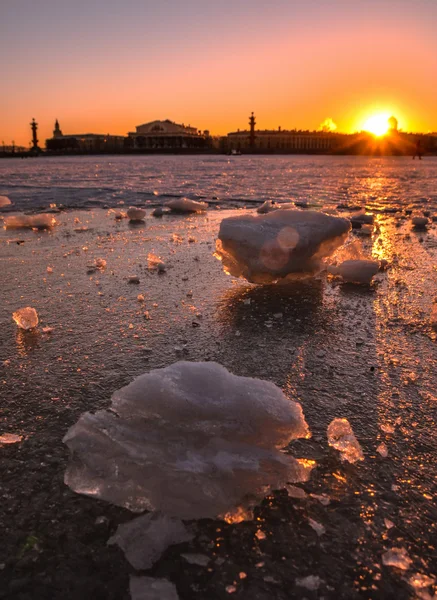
130 576 179 600
164 198 207 213
377 442 388 457
0 433 23 445
0 195 12 208
4 213 56 229
63 361 310 519
108 512 193 570
328 259 380 284
12 307 39 330
382 547 412 570
215 209 350 283
181 553 210 567
327 418 364 463
295 575 322 590
127 207 146 221
308 518 325 536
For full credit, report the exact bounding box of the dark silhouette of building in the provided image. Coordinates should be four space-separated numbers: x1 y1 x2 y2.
127 119 211 151
249 112 256 148
46 120 125 153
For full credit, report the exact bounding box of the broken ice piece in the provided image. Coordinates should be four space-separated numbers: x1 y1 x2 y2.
42 326 53 334
377 442 388 457
328 259 380 284
0 433 23 445
128 276 140 284
216 209 350 284
382 547 412 570
164 198 207 213
129 575 179 600
408 573 435 589
63 361 310 519
308 518 325 536
257 201 281 214
127 207 146 222
295 575 322 591
327 418 364 463
12 307 39 330
4 213 56 229
94 258 106 269
108 512 193 570
284 484 307 499
384 518 395 529
180 553 210 567
0 195 12 208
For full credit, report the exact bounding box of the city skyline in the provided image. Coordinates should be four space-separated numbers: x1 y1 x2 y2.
1 0 437 146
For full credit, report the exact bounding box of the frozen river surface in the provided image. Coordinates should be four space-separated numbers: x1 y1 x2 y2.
1 154 437 212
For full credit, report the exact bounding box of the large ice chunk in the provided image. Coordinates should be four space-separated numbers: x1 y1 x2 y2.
63 361 309 519
215 209 350 283
164 198 207 213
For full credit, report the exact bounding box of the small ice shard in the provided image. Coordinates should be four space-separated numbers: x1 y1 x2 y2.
0 195 12 208
94 258 106 269
310 493 330 506
164 198 207 213
382 547 412 570
47 266 53 273
380 422 395 434
128 276 140 284
0 433 23 445
4 213 56 229
377 442 388 457
257 201 281 214
215 209 350 284
408 573 435 589
412 216 428 230
295 575 322 591
284 484 307 499
181 553 210 567
384 518 395 529
63 361 310 519
147 253 166 271
328 259 380 284
12 307 39 330
255 529 266 540
308 518 325 536
130 576 179 600
137 294 145 302
108 512 193 570
327 418 364 463
127 207 146 222
42 326 53 334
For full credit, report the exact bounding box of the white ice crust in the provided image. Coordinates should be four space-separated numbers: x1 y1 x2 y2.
63 361 309 519
215 209 350 283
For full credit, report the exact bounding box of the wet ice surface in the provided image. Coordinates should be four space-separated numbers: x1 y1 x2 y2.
1 198 437 599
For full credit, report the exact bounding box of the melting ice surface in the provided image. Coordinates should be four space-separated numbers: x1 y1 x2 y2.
215 209 350 284
327 418 364 464
63 361 310 519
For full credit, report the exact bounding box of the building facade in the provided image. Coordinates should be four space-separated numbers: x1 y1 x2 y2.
46 120 125 152
226 114 340 153
127 119 210 150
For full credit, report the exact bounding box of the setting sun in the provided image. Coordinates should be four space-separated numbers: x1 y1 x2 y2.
362 114 391 136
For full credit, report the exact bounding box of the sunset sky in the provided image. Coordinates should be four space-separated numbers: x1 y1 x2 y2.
1 0 437 146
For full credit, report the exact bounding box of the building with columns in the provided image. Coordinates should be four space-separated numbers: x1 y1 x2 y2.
127 119 211 150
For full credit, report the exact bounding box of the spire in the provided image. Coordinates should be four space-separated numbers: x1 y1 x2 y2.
53 119 63 138
249 112 256 148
